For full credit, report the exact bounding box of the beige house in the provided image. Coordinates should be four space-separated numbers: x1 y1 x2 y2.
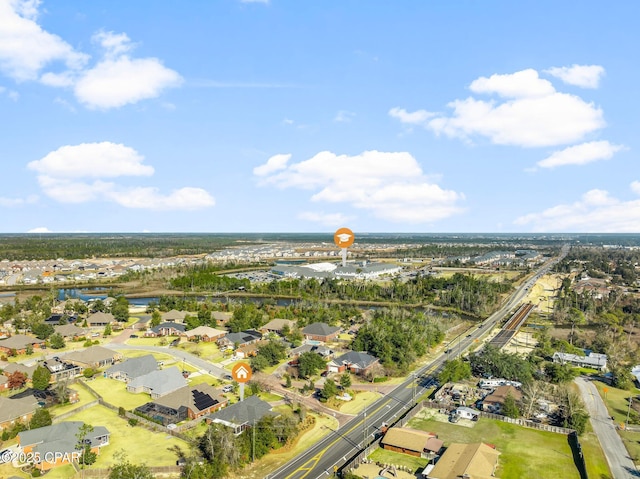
426 442 500 479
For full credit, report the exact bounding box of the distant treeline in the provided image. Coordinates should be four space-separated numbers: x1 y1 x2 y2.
0 234 247 260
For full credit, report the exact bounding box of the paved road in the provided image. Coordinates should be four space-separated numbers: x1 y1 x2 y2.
575 377 638 479
269 247 570 479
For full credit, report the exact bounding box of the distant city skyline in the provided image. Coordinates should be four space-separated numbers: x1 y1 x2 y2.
0 1 638 233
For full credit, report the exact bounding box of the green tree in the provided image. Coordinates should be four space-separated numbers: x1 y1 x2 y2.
249 354 270 372
76 424 97 468
83 368 96 379
108 451 153 479
25 344 34 355
32 365 51 390
151 310 162 327
31 323 54 340
111 297 130 323
544 362 577 384
103 323 112 336
29 408 52 429
439 358 472 384
319 378 338 402
502 392 520 419
297 352 326 379
49 332 65 349
340 372 352 389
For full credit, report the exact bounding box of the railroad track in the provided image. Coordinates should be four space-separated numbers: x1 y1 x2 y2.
488 303 534 349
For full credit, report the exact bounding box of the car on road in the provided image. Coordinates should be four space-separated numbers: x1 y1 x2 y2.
130 334 138 338
169 339 180 347
223 374 233 380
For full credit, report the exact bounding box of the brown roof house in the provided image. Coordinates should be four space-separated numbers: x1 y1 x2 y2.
184 326 227 342
381 427 443 457
425 442 500 479
63 346 122 369
481 385 523 414
212 311 233 325
86 311 116 327
260 318 297 335
153 384 227 420
0 396 37 431
53 324 87 340
0 334 45 355
301 322 341 342
162 310 188 323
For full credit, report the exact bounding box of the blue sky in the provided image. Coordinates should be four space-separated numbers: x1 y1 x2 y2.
1 0 639 234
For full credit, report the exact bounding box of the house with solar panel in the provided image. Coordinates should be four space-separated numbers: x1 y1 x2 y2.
206 395 276 435
135 384 227 425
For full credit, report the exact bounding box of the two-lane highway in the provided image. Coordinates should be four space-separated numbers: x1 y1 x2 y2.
269 246 570 479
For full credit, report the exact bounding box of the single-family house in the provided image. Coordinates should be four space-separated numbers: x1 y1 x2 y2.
260 318 297 335
552 351 608 371
162 310 188 323
0 396 37 431
18 421 110 471
184 326 227 342
152 384 227 421
0 334 45 355
481 385 523 414
206 395 275 435
218 330 263 350
3 362 37 379
86 312 116 327
301 322 341 342
211 311 232 325
451 406 479 421
424 442 500 479
105 354 158 382
327 351 379 375
126 367 188 399
43 358 82 382
145 322 187 337
380 427 443 457
63 346 122 369
53 324 86 340
289 343 335 361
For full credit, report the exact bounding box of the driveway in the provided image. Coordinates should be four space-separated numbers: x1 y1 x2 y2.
575 377 638 478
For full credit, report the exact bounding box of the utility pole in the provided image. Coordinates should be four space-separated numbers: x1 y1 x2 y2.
252 419 256 462
363 402 367 447
626 396 633 430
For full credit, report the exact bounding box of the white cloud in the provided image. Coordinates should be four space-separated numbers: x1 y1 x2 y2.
298 211 353 227
0 2 181 109
254 150 465 223
391 68 605 147
106 186 215 210
388 107 434 124
545 64 605 89
28 142 154 178
537 141 625 169
0 194 38 207
0 0 88 81
74 56 182 109
28 142 214 210
334 110 355 123
253 154 291 176
514 184 640 232
27 227 52 233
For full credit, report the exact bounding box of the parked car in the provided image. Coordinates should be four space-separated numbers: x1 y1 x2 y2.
130 334 138 338
222 385 233 393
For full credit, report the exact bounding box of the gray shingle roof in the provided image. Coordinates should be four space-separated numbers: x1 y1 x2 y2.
18 421 109 457
0 334 44 349
105 354 158 380
332 351 378 369
0 396 37 423
301 322 340 337
127 367 187 397
207 395 273 427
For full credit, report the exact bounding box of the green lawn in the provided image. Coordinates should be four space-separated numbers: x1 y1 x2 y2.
61 404 189 468
580 428 613 479
85 376 151 410
336 391 381 414
368 448 428 473
124 337 168 347
50 386 95 418
177 341 225 362
408 413 580 479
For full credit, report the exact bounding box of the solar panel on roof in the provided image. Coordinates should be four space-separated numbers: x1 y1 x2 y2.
192 390 216 411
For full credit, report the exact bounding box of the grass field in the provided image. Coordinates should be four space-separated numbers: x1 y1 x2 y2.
50 386 95 418
177 341 225 362
368 448 428 473
85 376 151 410
409 412 581 479
61 404 189 468
335 391 381 414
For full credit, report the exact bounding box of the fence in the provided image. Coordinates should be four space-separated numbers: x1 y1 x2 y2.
479 411 575 435
71 465 182 478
